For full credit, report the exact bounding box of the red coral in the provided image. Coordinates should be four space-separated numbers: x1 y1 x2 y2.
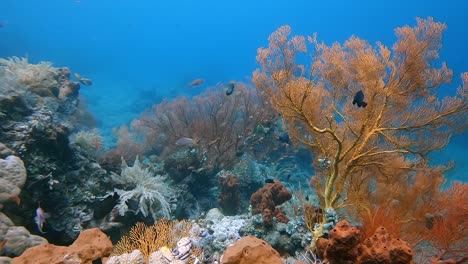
317 220 362 263
250 180 292 226
218 173 240 215
357 227 413 264
130 85 276 171
317 220 414 264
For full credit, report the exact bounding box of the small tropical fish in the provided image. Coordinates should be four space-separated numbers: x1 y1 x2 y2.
175 137 197 147
74 72 93 86
278 132 290 144
265 178 274 184
34 203 50 234
318 158 332 169
225 81 235 95
286 174 292 181
352 90 367 108
188 78 204 87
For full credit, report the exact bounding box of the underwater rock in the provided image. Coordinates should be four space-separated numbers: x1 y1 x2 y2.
0 58 114 245
2 226 47 257
239 214 311 256
164 149 200 183
197 214 246 257
11 228 112 264
220 236 283 264
0 212 48 257
205 208 224 222
106 249 145 264
0 257 11 264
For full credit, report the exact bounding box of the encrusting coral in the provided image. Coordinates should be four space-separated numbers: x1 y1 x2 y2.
218 173 241 215
316 220 414 264
250 180 292 226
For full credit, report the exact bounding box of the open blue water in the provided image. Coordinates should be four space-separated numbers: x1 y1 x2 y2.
1 0 466 182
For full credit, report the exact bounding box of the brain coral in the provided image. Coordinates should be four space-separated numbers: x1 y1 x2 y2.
0 155 27 205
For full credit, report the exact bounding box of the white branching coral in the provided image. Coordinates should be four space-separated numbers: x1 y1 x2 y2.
111 156 174 220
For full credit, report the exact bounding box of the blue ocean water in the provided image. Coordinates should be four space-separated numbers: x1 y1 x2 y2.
1 0 466 181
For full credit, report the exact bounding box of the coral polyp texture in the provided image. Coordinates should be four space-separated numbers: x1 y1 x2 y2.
317 220 414 264
250 180 292 226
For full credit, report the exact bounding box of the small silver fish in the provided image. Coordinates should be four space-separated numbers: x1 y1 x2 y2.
74 72 93 86
318 158 332 169
175 137 197 147
34 204 50 234
188 78 204 87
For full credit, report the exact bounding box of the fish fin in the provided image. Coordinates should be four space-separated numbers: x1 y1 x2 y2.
9 195 20 205
362 102 368 108
37 226 47 234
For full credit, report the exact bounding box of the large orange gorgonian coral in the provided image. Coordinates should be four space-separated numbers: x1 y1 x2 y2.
253 18 468 244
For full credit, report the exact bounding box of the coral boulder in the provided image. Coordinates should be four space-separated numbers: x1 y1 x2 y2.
250 180 292 226
221 236 283 264
12 228 112 264
317 220 414 264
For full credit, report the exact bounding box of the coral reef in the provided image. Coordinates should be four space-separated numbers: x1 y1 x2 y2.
218 173 240 215
253 18 468 247
197 208 247 259
111 156 174 220
11 228 112 264
0 57 79 99
250 180 292 226
106 249 145 264
0 154 26 206
130 84 277 172
0 148 47 258
0 212 47 258
239 214 312 255
0 58 115 244
316 220 414 264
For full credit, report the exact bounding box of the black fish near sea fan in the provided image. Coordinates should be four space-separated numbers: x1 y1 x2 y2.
352 90 367 108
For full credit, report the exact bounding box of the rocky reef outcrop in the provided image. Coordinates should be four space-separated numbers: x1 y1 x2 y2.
0 58 116 246
11 228 112 264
